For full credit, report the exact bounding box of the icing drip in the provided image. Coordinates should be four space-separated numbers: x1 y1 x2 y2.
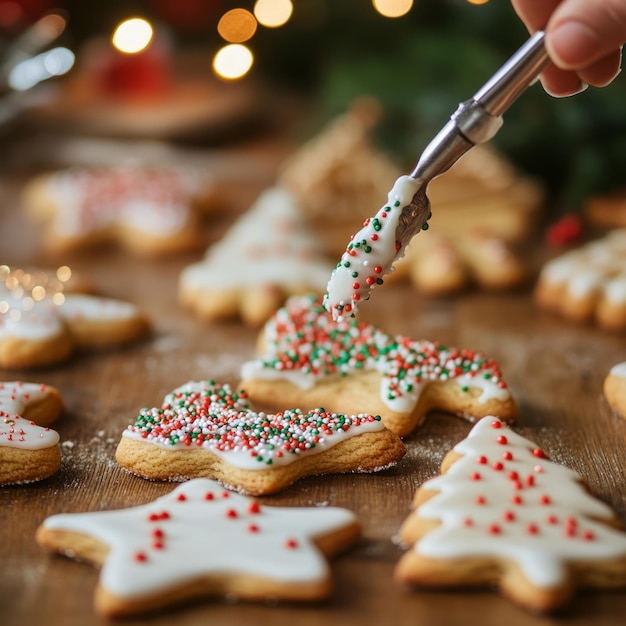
0 382 60 450
413 418 626 588
241 295 510 413
41 478 358 598
324 175 424 321
122 380 385 469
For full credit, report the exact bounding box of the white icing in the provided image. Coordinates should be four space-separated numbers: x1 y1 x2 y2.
46 167 193 237
179 187 332 291
60 294 139 322
122 380 386 470
241 296 511 416
412 417 626 588
325 175 421 321
609 362 626 378
0 382 60 450
0 288 140 342
539 231 626 310
42 477 357 598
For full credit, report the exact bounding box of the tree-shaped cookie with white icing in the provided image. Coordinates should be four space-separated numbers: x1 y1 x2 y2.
395 417 626 612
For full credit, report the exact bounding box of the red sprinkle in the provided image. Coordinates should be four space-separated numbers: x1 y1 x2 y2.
285 538 298 549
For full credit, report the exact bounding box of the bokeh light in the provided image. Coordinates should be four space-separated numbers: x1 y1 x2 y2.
112 18 154 54
254 0 293 28
372 0 413 18
218 8 257 43
213 43 254 80
466 0 490 5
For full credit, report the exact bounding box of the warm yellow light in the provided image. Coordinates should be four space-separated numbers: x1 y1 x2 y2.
254 0 293 28
372 0 413 18
56 265 72 282
112 18 154 54
466 0 490 4
213 44 254 80
218 8 257 43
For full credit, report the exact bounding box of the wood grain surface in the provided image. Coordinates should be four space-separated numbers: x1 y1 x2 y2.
1 133 626 626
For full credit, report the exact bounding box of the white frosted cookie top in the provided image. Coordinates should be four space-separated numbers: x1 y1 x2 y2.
60 294 139 322
122 380 385 469
609 361 626 378
180 187 332 291
46 167 194 236
241 295 511 415
539 229 626 304
0 382 60 450
41 478 357 598
324 175 423 321
413 417 626 588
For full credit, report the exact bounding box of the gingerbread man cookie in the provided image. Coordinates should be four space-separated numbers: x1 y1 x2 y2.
1 381 62 485
23 165 207 256
241 295 516 437
37 478 360 617
1 266 150 368
116 380 404 495
604 361 626 419
395 417 626 613
179 186 333 327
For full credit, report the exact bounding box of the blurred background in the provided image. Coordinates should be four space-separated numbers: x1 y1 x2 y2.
1 0 625 222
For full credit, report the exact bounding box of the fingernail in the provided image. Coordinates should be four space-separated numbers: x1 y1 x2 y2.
549 21 599 68
544 81 588 99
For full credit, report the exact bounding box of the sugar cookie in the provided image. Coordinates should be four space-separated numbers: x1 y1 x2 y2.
23 165 207 256
0 381 62 485
179 186 333 327
534 230 626 330
115 380 404 495
604 361 626 419
395 417 626 613
241 295 516 437
36 478 360 617
1 266 150 368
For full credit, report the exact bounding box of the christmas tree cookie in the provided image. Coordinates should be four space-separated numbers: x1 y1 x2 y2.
395 417 626 612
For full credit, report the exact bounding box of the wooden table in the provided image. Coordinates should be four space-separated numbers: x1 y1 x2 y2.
1 131 626 626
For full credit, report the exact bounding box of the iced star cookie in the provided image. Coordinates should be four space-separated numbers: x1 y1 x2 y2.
240 295 516 437
23 165 208 256
36 478 361 617
395 417 626 613
1 381 62 485
534 229 626 330
179 186 333 327
1 266 150 368
116 380 404 495
604 362 626 419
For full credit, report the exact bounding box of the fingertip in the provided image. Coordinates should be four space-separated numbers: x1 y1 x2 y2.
547 21 601 70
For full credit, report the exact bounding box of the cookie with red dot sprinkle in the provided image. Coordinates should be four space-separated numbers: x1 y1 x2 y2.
36 478 361 617
115 379 405 495
0 381 62 485
240 295 516 436
395 417 626 613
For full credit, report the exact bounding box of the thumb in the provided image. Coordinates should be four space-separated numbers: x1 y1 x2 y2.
547 0 626 70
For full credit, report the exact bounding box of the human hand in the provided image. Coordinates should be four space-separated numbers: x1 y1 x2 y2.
511 0 624 96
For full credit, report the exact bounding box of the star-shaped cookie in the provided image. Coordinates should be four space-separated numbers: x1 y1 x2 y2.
23 165 209 256
36 478 361 617
240 295 517 436
115 380 405 494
